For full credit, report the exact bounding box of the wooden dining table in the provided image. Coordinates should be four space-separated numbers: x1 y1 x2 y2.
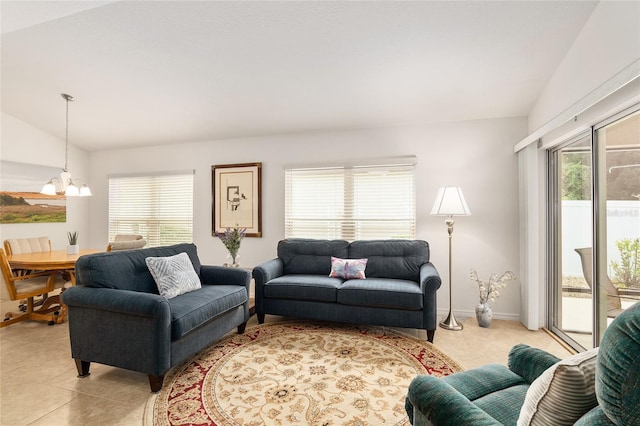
6 249 101 324
7 249 101 285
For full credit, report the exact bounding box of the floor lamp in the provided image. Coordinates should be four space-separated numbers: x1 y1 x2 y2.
431 186 471 331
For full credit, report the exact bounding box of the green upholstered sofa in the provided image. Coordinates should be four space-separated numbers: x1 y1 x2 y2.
405 301 640 425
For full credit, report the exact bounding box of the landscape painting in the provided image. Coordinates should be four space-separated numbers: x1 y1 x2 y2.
0 161 66 224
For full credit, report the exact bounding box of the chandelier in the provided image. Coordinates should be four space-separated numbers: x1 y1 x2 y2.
41 93 92 197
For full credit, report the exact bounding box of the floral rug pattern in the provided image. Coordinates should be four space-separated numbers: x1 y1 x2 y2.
145 322 462 426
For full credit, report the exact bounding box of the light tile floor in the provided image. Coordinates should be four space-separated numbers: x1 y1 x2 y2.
0 298 572 426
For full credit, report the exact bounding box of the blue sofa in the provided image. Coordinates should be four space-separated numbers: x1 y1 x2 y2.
61 243 251 392
253 239 442 342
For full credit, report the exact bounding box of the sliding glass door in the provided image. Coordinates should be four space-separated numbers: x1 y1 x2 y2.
595 109 640 335
549 133 594 349
549 107 640 350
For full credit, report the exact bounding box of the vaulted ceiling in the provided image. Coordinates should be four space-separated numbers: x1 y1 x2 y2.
1 1 598 152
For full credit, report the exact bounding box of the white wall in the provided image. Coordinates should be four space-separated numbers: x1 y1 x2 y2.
528 1 640 132
0 112 91 299
87 117 527 320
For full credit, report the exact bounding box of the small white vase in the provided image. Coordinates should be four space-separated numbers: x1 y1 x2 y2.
67 244 79 255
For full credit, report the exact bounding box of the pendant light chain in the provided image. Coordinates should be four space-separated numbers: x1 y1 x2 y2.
41 93 91 196
64 96 68 171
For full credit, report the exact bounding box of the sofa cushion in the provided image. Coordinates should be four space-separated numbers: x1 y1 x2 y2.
329 257 367 279
347 240 428 282
475 384 531 425
75 243 201 293
264 275 342 302
518 347 599 426
443 363 527 402
337 278 423 310
145 252 201 299
573 406 612 425
168 285 247 340
278 239 349 275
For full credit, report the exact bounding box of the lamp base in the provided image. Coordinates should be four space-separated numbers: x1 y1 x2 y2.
439 311 463 331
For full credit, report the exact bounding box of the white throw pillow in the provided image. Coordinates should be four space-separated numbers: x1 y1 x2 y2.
145 252 201 299
517 347 599 426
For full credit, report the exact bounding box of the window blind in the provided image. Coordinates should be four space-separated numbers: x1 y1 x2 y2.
108 172 194 247
285 163 416 240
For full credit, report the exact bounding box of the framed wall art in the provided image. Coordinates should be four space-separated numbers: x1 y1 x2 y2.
212 162 262 237
0 160 67 224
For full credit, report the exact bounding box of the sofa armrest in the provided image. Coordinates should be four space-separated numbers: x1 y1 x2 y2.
62 286 170 317
253 258 284 286
406 375 502 426
507 343 561 384
420 262 442 292
62 286 173 376
420 262 442 332
252 258 283 315
200 266 251 320
200 265 251 287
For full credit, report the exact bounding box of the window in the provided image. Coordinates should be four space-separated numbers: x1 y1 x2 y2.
108 171 194 247
285 160 416 240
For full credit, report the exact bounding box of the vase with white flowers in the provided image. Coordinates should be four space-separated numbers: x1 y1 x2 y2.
470 269 516 327
215 225 246 267
67 231 79 255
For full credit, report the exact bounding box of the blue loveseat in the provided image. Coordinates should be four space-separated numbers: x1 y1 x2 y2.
61 243 251 392
253 239 442 341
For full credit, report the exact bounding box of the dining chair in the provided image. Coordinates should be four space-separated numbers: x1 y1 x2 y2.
0 248 65 327
575 247 640 318
106 234 147 251
4 236 52 255
3 237 69 312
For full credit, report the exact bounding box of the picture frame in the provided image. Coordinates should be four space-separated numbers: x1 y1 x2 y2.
0 160 67 224
212 162 262 237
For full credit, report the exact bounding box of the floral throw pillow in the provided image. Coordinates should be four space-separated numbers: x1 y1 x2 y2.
329 257 368 279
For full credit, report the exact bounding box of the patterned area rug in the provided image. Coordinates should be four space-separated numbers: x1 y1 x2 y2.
144 321 462 426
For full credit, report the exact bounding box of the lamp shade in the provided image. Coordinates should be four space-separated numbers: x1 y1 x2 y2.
40 180 57 196
431 186 471 216
65 182 79 197
79 185 92 196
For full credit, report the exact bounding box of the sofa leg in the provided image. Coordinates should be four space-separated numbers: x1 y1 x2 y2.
148 374 164 393
237 321 247 334
427 329 435 343
75 359 91 378
257 313 265 324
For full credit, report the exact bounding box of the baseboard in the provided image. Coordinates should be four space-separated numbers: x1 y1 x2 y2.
438 309 520 322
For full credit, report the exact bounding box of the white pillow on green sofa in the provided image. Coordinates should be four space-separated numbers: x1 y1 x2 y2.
517 347 598 426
